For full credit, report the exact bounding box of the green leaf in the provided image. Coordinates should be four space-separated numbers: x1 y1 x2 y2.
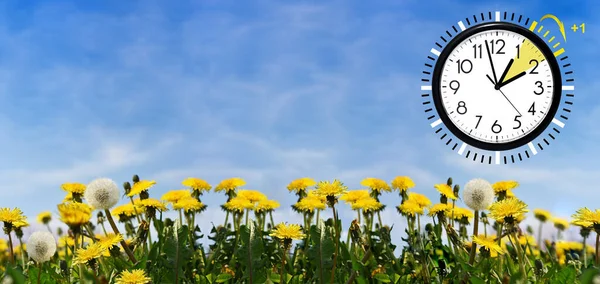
162 224 193 283
4 265 26 284
551 266 576 284
372 273 391 283
215 273 233 283
470 276 486 284
236 222 268 283
307 219 335 284
580 267 600 283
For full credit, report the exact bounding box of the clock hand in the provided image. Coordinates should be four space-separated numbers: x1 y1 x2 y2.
496 71 527 89
485 40 499 84
486 74 496 86
498 88 522 116
495 59 514 90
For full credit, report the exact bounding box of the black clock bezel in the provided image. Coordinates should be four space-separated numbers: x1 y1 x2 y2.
431 22 562 151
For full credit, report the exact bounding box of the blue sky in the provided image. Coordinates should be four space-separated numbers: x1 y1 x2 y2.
0 0 598 248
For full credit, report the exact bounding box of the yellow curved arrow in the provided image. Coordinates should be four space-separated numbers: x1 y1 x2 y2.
540 14 567 42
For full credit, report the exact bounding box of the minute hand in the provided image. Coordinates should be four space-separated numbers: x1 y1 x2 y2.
496 71 526 89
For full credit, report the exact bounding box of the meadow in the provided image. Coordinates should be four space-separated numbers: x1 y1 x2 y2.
0 175 599 283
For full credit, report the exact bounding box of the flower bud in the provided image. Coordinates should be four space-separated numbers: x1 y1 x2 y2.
132 175 140 183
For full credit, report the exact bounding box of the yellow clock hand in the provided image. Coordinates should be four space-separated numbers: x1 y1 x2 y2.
499 39 545 85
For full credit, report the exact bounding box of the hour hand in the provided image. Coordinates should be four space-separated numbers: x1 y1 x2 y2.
496 71 526 89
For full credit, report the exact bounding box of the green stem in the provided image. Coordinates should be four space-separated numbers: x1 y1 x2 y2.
583 236 588 266
104 209 137 263
179 210 183 226
377 211 383 227
280 245 287 284
510 232 527 279
468 211 480 265
316 209 320 222
7 231 14 265
74 233 85 284
37 262 42 284
245 209 249 226
270 211 276 227
224 210 230 228
329 204 340 284
538 221 544 249
595 233 599 266
18 237 25 268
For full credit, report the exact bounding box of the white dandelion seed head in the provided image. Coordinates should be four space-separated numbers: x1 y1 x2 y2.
27 231 57 263
85 178 120 210
463 178 494 211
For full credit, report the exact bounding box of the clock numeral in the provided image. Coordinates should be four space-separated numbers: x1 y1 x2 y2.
475 115 482 129
529 59 539 74
473 44 482 59
534 81 544 95
457 59 473 74
513 115 521 129
491 120 502 134
516 45 520 59
489 39 505 54
449 80 460 94
528 102 536 115
457 101 467 114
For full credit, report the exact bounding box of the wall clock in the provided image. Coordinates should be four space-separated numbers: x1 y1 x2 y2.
421 11 574 164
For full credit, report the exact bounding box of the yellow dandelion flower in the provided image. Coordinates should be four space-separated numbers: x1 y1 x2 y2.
294 196 326 213
434 184 457 200
533 208 552 223
306 190 326 202
255 199 280 213
447 207 474 221
391 176 415 192
37 211 52 225
61 183 86 194
553 217 570 231
488 198 528 223
63 192 73 202
315 179 348 198
361 178 391 193
518 235 536 247
72 243 106 265
112 203 141 218
287 177 317 193
270 223 305 240
492 180 519 194
0 208 27 227
58 202 92 227
572 207 600 228
161 190 192 203
351 197 383 212
98 233 123 250
473 234 504 256
215 177 246 193
115 269 152 284
407 192 431 208
58 236 75 248
13 219 28 229
236 190 267 203
506 189 516 198
136 198 168 211
340 190 371 205
172 197 204 212
428 203 451 217
128 180 156 197
398 200 424 216
182 177 212 192
224 197 254 212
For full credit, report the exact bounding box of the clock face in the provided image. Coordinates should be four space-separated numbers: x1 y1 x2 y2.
440 29 554 145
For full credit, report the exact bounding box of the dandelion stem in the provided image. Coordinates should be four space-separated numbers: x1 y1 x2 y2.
6 231 14 265
245 209 249 226
129 197 142 224
269 211 275 228
179 209 183 226
583 235 588 266
596 233 600 266
377 211 383 227
357 210 361 225
73 233 85 284
468 210 480 265
18 236 25 268
280 244 287 284
104 209 137 263
37 262 42 284
224 211 230 228
316 209 320 223
330 203 340 284
510 231 527 278
537 221 544 249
